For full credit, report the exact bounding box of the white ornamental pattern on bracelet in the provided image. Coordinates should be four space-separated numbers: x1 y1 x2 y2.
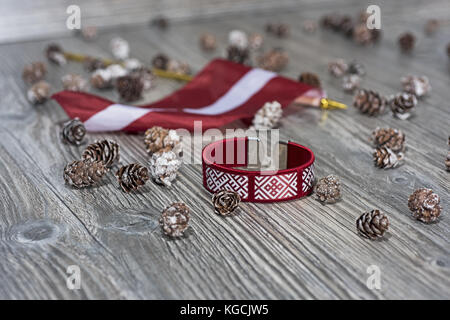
205 166 249 199
302 164 315 193
254 172 298 200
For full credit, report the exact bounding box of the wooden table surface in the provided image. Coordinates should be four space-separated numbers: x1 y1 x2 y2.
0 1 449 299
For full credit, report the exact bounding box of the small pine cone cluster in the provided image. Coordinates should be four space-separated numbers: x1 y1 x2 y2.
62 74 88 91
353 89 386 116
199 33 217 51
110 37 129 60
250 101 283 130
116 163 149 192
356 210 390 240
160 202 190 238
82 139 120 168
314 174 341 204
298 72 321 88
390 92 417 120
116 75 143 102
152 53 169 70
83 57 106 72
249 33 264 50
265 23 290 38
257 49 289 72
46 43 66 65
61 118 86 145
398 32 416 53
342 74 361 93
371 127 405 153
64 160 106 188
408 188 442 223
144 126 180 155
328 59 348 77
212 190 241 216
149 151 182 187
27 81 51 104
226 45 250 65
373 147 404 169
228 30 248 49
401 75 431 98
22 62 47 84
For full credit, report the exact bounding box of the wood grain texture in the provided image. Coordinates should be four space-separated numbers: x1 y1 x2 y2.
0 0 449 299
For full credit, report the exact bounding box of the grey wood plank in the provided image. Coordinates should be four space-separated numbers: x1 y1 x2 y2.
0 0 449 299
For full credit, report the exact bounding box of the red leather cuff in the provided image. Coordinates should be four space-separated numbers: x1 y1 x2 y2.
202 137 315 202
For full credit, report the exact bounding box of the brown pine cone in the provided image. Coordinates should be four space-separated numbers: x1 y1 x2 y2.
328 59 348 77
353 89 387 116
371 127 405 153
212 190 241 216
408 188 441 223
339 15 354 37
373 147 404 169
64 160 106 188
149 151 182 187
90 69 113 89
62 74 88 91
390 92 417 120
257 49 288 72
353 24 373 45
266 23 290 37
249 33 264 50
152 54 169 70
398 32 416 53
152 16 169 30
298 72 321 88
45 43 66 65
342 75 361 93
167 59 191 75
131 68 153 91
320 14 341 30
27 81 51 104
348 61 365 76
116 75 143 102
82 139 120 168
226 45 250 65
144 126 180 155
61 118 86 145
159 202 190 238
401 75 431 98
22 62 47 84
199 33 217 51
116 163 149 193
83 57 106 72
314 174 341 204
356 210 389 240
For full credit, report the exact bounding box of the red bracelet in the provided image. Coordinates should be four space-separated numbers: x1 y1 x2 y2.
202 137 315 202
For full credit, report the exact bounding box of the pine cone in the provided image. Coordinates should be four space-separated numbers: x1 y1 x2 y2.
149 151 182 187
152 16 169 30
62 74 88 91
167 59 191 75
82 139 120 168
110 37 129 60
83 57 106 72
398 32 415 53
339 15 354 37
22 62 47 84
90 69 113 89
116 163 149 193
401 75 431 98
314 174 341 204
342 75 361 93
250 101 283 130
257 49 288 72
226 45 250 65
45 43 66 65
328 59 348 77
390 92 417 120
61 118 86 145
228 30 248 49
27 81 51 104
144 126 180 155
199 33 217 51
320 13 341 30
249 33 264 50
353 89 387 116
116 75 143 102
408 188 441 223
353 24 373 45
267 23 290 38
348 61 365 76
373 147 404 169
152 54 169 70
64 160 106 188
159 202 190 238
212 190 241 216
298 72 321 87
356 210 389 240
371 127 405 153
131 68 153 91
